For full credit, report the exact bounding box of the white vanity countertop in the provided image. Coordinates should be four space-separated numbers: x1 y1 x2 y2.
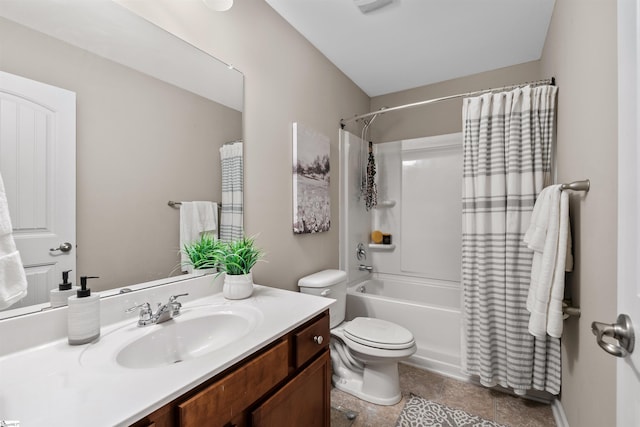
0 284 332 427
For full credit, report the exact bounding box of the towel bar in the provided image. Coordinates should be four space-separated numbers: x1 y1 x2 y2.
562 300 581 319
560 179 590 192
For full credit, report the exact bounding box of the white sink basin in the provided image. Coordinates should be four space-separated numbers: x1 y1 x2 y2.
80 305 262 369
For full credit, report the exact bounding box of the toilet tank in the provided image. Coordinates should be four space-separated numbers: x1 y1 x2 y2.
298 269 347 328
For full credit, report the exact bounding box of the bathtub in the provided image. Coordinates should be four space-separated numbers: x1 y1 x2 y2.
346 275 467 380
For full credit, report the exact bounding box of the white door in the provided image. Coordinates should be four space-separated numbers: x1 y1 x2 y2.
0 71 76 310
616 0 640 425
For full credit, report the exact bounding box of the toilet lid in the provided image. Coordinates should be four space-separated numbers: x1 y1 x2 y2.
344 317 415 350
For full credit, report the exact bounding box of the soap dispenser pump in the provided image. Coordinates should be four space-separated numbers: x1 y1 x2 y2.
50 270 79 308
67 276 101 345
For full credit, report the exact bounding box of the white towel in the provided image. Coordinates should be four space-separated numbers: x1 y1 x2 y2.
179 201 218 273
0 172 28 309
0 249 28 309
525 185 572 338
523 186 553 253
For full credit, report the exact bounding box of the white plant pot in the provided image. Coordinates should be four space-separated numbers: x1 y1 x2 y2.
223 272 254 300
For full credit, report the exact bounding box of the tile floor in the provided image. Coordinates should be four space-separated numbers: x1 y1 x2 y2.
331 363 557 427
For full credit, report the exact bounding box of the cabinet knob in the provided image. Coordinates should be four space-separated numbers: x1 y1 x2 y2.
313 335 324 345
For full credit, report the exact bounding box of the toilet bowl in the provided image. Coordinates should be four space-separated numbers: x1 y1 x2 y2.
298 269 416 405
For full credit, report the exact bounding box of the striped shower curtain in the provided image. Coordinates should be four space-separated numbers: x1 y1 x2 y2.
462 85 560 395
219 141 244 242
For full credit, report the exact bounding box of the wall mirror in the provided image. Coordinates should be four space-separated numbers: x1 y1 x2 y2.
0 1 243 319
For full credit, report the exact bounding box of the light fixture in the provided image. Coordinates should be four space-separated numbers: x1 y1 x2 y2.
354 0 393 14
202 0 233 12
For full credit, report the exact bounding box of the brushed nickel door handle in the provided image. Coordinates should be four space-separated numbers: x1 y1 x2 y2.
49 242 72 253
591 314 635 357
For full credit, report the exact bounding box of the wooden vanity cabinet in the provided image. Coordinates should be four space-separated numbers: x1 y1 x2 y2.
130 310 330 427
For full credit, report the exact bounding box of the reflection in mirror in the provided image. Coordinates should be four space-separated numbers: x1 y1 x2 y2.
0 1 243 319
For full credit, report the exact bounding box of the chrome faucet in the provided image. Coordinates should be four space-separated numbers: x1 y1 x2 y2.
358 264 373 272
126 293 189 326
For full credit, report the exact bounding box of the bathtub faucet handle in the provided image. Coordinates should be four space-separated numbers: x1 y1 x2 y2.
356 243 367 261
359 264 373 273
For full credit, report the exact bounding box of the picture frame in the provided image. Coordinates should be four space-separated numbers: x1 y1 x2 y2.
292 122 330 234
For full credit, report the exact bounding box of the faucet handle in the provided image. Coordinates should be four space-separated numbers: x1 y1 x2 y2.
125 302 154 325
125 302 151 314
168 293 189 303
168 293 189 316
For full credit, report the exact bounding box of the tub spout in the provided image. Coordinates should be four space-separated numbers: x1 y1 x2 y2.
359 264 373 272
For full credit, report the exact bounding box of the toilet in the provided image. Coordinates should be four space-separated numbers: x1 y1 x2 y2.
298 269 416 405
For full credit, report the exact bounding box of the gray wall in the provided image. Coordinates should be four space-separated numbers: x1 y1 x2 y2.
541 0 618 425
1 17 242 291
120 0 370 291
367 61 541 142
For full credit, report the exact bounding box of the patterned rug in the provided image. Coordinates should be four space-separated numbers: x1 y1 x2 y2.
395 394 507 427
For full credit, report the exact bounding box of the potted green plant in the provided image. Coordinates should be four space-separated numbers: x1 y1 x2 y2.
182 234 221 273
213 235 264 299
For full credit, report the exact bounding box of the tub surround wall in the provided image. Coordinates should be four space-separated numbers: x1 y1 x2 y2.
339 130 372 285
371 134 462 283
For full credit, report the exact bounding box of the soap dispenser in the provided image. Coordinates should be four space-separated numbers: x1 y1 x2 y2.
67 276 100 345
50 270 79 308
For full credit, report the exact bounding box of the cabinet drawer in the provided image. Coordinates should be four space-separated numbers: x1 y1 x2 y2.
294 313 329 368
178 338 289 427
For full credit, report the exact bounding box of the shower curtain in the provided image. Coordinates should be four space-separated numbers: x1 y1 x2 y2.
461 85 560 395
219 141 244 242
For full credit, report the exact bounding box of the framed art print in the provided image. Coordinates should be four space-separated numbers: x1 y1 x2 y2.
292 122 330 234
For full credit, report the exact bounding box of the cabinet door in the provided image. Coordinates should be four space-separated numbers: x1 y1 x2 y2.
252 350 330 427
178 339 289 427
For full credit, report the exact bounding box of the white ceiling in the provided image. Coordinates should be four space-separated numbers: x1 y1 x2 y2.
265 0 556 97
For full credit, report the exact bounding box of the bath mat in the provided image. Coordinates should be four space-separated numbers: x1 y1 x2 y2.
395 394 507 427
331 405 358 427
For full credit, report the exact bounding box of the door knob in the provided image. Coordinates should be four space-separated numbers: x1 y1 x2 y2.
49 242 73 253
591 314 635 357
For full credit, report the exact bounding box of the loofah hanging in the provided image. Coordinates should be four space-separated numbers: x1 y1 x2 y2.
365 141 377 211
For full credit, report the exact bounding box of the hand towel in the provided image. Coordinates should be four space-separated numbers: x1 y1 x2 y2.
523 186 553 253
546 190 571 337
0 172 28 309
0 249 28 310
525 185 572 338
179 201 218 273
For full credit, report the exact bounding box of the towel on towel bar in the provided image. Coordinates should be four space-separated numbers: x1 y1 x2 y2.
0 173 27 309
524 185 573 338
179 201 218 273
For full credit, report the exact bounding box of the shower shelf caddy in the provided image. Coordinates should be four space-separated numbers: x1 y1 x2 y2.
374 200 396 208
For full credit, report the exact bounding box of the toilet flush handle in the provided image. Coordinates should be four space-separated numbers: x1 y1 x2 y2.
320 289 331 297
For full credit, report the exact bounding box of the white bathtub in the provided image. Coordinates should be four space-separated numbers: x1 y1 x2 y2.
346 275 467 380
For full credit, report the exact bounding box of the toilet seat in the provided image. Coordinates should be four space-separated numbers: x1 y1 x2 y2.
343 317 415 350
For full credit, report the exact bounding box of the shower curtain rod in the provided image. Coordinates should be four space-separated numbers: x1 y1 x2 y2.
340 77 555 128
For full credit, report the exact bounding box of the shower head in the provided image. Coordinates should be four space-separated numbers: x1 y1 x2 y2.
363 113 379 132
